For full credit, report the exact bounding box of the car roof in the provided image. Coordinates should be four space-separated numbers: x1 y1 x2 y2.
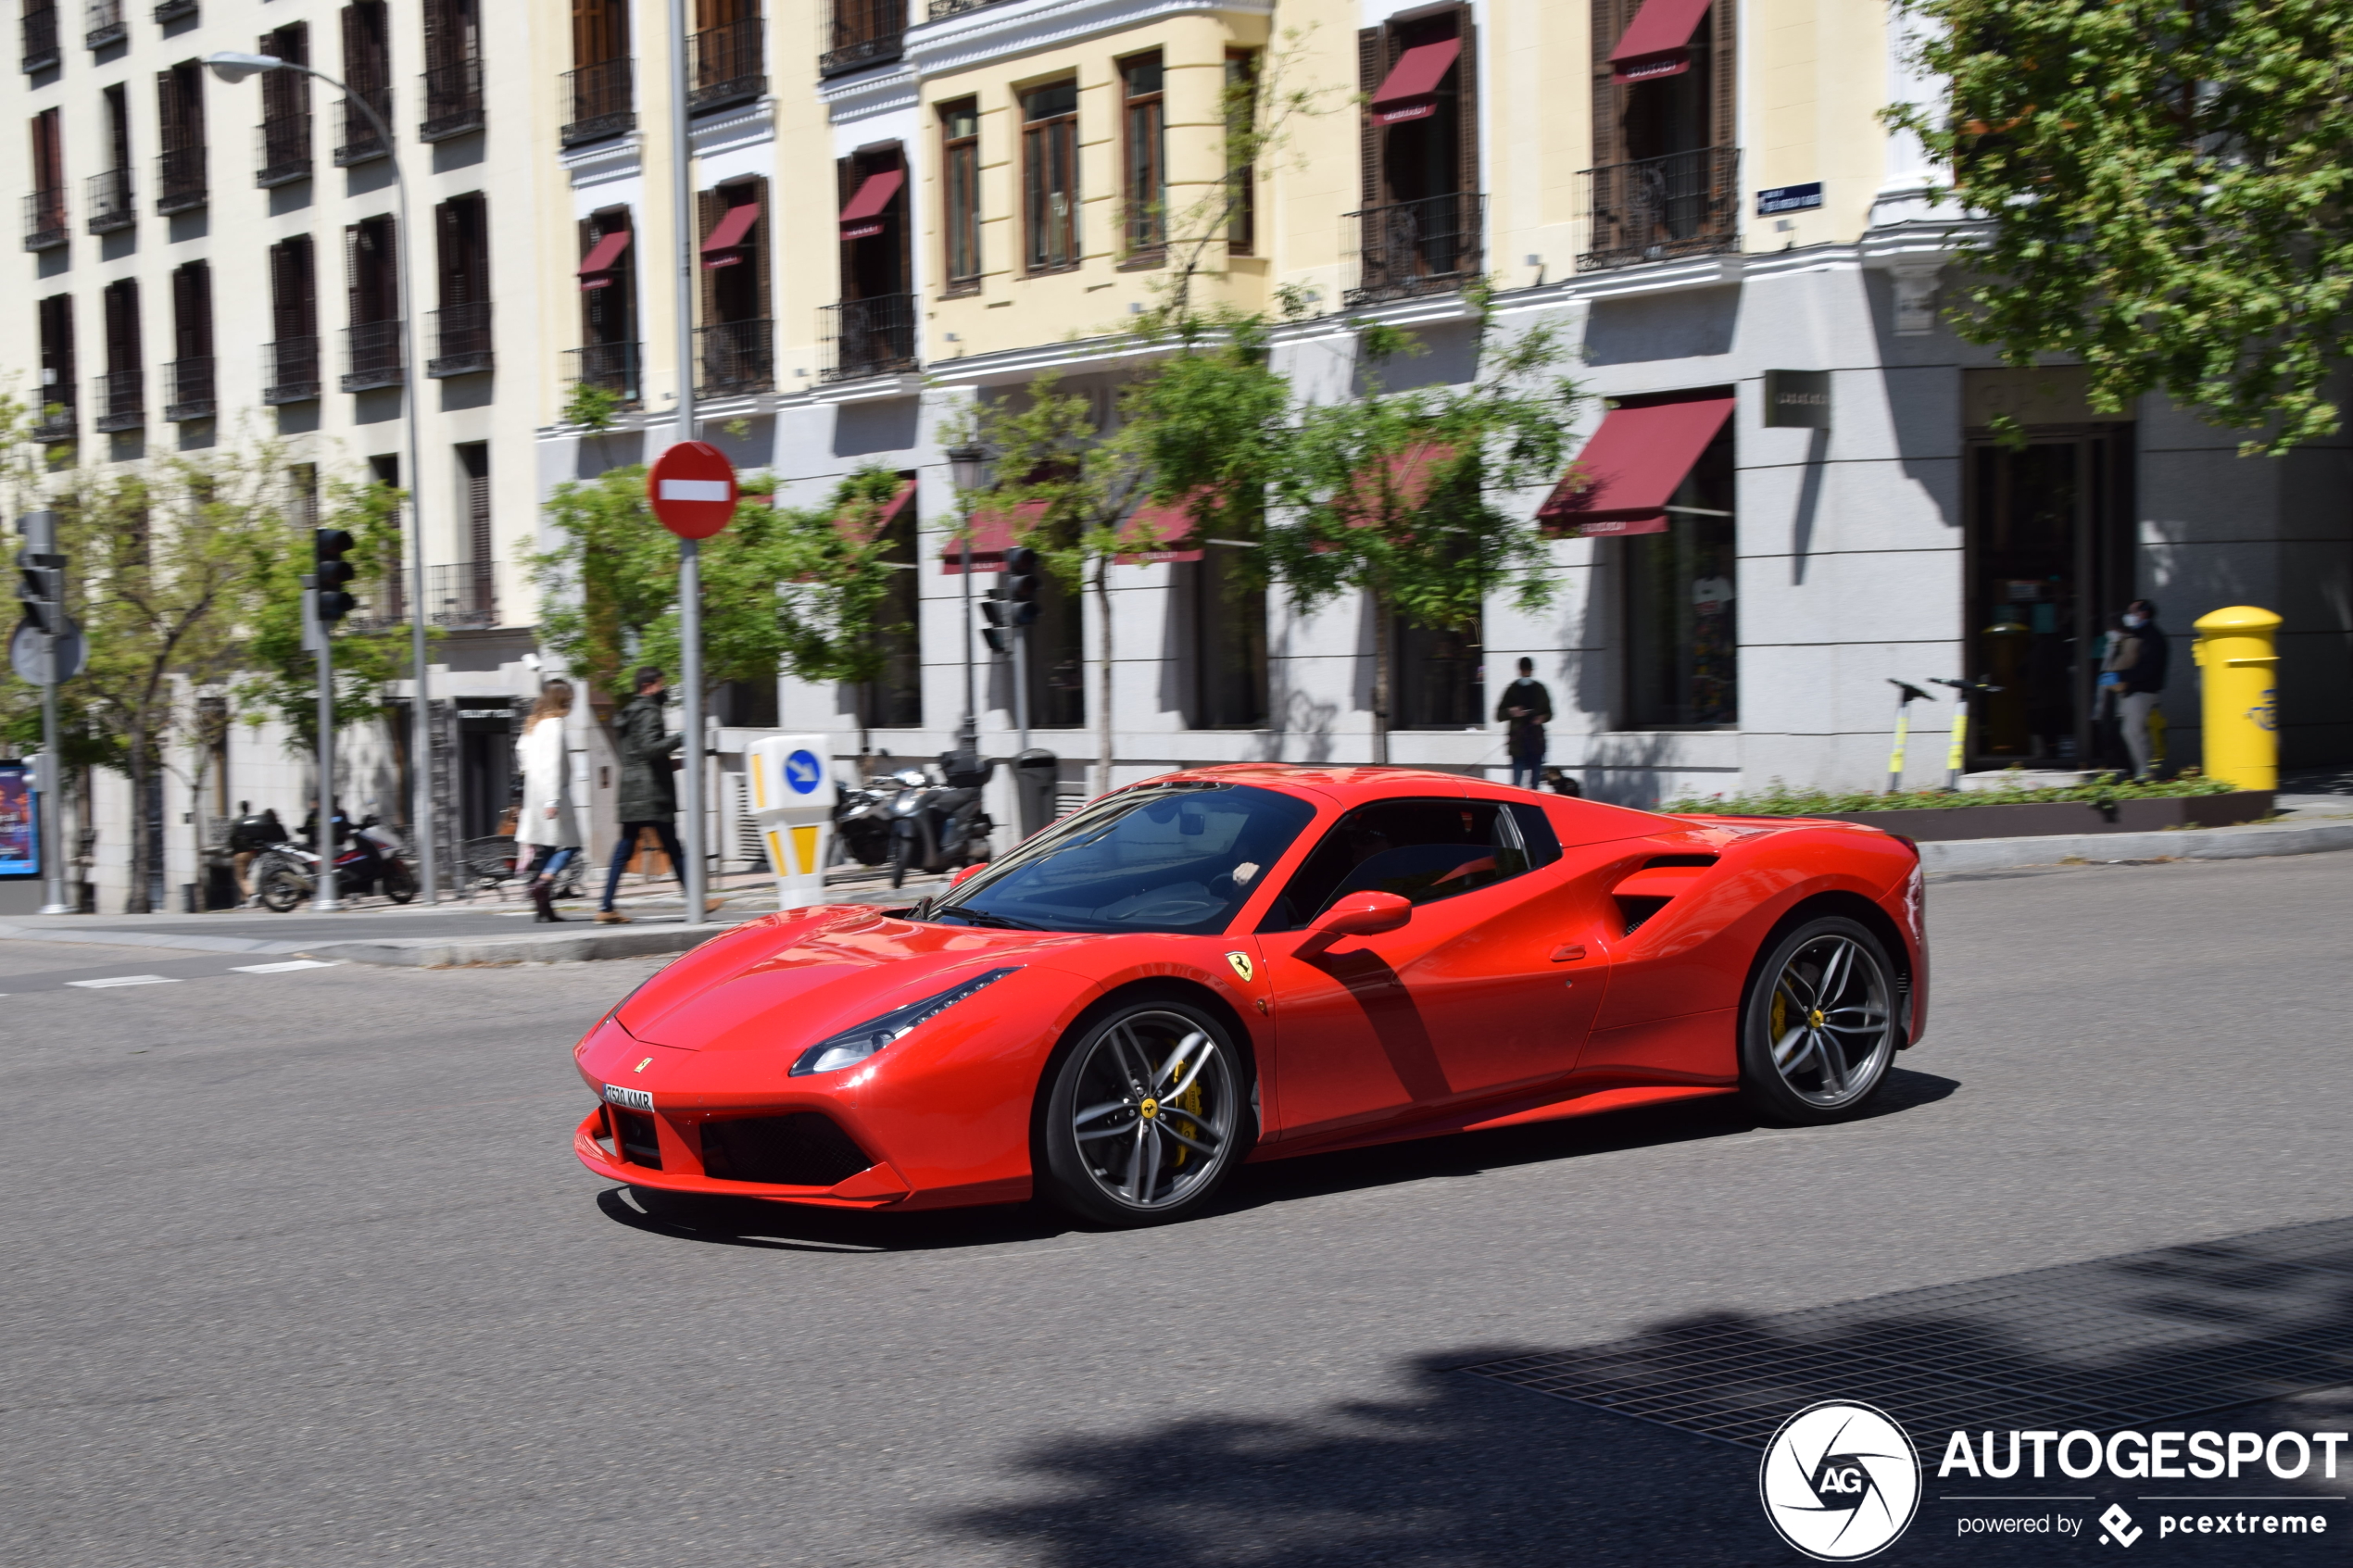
1137 763 1668 834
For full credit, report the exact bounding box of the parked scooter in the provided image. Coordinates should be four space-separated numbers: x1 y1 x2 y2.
832 776 897 869
884 753 995 889
251 809 418 910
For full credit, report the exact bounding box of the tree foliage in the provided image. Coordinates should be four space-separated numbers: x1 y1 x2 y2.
234 475 414 748
1886 0 2353 452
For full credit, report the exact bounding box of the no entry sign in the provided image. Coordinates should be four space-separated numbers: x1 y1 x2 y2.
647 442 739 539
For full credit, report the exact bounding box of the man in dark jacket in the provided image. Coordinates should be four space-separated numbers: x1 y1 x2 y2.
597 666 686 923
1495 657 1554 789
2102 598 2170 778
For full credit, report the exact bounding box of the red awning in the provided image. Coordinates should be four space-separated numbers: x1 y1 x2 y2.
577 229 631 291
1536 396 1734 537
1608 0 1712 82
940 499 1042 573
838 169 904 241
1369 38 1460 125
1337 441 1456 529
700 201 761 269
835 478 915 546
1114 491 1211 564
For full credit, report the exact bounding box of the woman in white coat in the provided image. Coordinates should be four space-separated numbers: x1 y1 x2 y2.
514 680 583 922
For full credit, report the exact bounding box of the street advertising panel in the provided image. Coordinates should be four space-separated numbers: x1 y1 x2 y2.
0 760 36 878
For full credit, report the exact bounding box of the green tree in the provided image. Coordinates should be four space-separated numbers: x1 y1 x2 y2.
1886 0 2353 453
234 475 414 750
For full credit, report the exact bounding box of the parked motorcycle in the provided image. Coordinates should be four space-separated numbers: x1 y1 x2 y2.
252 811 418 911
884 754 995 889
832 777 897 869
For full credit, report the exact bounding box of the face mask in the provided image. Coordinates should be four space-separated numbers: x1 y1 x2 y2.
2122 614 2146 629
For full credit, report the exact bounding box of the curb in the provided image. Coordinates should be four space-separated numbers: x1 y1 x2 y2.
303 922 742 968
0 923 314 957
1918 816 2353 873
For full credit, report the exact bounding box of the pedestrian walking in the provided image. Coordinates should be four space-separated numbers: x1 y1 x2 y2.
596 665 694 925
514 680 583 923
1496 657 1554 790
2102 599 2170 779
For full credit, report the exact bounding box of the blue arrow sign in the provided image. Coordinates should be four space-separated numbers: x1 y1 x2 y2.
785 749 822 794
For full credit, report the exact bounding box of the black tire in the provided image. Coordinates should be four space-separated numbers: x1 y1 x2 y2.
1037 994 1256 1227
255 857 307 913
1738 914 1900 1123
382 861 417 904
888 831 912 889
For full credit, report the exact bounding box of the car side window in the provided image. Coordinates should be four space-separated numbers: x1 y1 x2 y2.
1258 797 1545 932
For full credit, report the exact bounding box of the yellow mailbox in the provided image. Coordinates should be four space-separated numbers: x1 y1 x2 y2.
2191 605 2282 790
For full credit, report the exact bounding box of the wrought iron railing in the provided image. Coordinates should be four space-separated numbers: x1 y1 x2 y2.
819 294 916 383
1578 146 1740 271
263 336 321 403
156 145 206 213
163 356 214 420
343 565 407 632
85 168 132 233
690 16 764 108
342 320 404 391
93 368 142 432
565 341 640 402
925 0 1005 19
1342 192 1484 307
697 319 773 397
21 2 58 70
151 0 195 21
82 0 122 49
819 0 899 78
31 392 75 442
419 58 483 141
333 93 392 165
426 302 493 378
23 190 68 250
560 58 634 146
428 560 497 630
257 113 310 186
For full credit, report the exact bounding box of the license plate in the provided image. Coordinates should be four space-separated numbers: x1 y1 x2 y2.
602 1084 655 1112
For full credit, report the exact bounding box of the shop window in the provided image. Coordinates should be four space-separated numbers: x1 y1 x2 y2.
1022 79 1079 274
1025 569 1085 729
940 99 981 291
1120 53 1164 260
1188 544 1266 729
1225 51 1258 255
866 472 923 729
1393 615 1483 729
1623 425 1737 728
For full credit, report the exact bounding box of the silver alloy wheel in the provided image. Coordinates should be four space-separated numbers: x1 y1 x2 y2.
1067 1009 1239 1211
1765 933 1895 1108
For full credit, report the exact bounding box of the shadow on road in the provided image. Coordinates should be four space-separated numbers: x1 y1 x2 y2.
590 1067 1960 1254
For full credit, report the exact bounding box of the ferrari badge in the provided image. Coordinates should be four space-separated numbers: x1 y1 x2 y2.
634 1057 653 1073
1224 951 1254 984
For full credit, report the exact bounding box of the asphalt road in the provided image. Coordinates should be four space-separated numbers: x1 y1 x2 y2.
4 854 2348 1566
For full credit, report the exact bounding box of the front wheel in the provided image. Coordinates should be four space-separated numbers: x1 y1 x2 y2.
887 827 912 889
1738 915 1900 1123
381 861 417 904
255 855 308 913
1038 997 1255 1227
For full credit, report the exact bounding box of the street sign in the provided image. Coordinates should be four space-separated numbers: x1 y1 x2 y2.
647 442 739 540
10 616 85 684
1764 370 1831 430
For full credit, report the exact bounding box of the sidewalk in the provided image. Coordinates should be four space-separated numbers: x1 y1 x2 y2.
1918 790 2353 874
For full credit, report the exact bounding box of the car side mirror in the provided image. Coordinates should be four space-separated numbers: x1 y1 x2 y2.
1302 890 1411 947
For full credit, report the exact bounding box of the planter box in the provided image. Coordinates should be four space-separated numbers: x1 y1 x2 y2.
1806 791 2274 842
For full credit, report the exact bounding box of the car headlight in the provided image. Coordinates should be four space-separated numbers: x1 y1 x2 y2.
788 967 1020 1077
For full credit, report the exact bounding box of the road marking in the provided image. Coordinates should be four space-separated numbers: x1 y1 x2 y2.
66 974 181 988
231 960 342 973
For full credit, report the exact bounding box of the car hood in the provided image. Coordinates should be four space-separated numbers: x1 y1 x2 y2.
615 905 1098 1054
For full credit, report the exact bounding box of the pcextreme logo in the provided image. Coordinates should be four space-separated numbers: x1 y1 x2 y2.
1760 1401 1923 1562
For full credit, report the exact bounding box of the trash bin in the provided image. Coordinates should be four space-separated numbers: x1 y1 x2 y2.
1013 748 1058 838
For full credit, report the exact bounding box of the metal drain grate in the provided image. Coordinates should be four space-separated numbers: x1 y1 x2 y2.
1465 1215 2353 1449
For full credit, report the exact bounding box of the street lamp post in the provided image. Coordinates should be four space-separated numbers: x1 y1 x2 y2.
666 0 708 929
946 444 988 759
204 52 438 907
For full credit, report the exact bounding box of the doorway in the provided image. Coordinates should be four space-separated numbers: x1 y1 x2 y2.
1963 430 2135 768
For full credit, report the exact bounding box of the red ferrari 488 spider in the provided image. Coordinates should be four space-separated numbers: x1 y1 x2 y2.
573 764 1926 1227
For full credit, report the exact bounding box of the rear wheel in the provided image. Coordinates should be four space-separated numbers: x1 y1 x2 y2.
255 855 307 913
888 829 912 889
381 861 417 904
1738 915 1899 1123
1038 997 1254 1227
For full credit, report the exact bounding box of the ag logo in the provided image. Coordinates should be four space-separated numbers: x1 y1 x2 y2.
1759 1400 1920 1562
1224 951 1253 984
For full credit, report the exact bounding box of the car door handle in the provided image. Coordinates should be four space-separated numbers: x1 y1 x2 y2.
1550 944 1587 962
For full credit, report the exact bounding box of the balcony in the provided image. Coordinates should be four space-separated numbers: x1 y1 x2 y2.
819 0 896 79
1578 146 1741 271
31 393 75 442
92 369 142 432
21 3 57 70
256 114 311 187
333 94 392 166
565 341 641 403
925 0 1006 19
690 16 764 109
697 320 773 397
419 58 484 142
342 320 405 392
426 302 493 378
560 59 634 146
163 356 214 420
23 191 68 251
428 560 497 630
156 145 206 214
819 294 916 383
151 0 195 21
1341 192 1484 307
343 567 405 632
85 169 133 234
263 336 321 404
82 0 121 49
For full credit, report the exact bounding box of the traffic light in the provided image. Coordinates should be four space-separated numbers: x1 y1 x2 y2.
313 527 358 624
979 598 1013 655
15 512 65 637
1004 546 1042 626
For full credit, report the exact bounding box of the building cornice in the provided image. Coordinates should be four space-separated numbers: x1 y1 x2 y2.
904 0 1273 82
560 132 642 189
691 96 777 156
818 62 920 121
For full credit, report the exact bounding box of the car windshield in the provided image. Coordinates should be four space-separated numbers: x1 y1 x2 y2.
925 783 1316 935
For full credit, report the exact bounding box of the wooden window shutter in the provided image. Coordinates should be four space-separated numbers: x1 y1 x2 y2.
32 109 62 193
104 280 141 372
1590 0 1623 170
1709 0 1737 152
749 175 773 320
835 156 853 298
157 69 181 154
435 197 469 309
173 262 213 360
345 223 363 328
1454 9 1478 198
40 295 74 394
698 186 722 327
1356 28 1385 208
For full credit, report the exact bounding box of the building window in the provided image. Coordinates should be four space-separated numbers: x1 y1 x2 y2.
826 147 912 383
342 213 403 390
866 474 922 729
1021 79 1079 274
940 98 980 291
430 191 492 375
336 2 393 165
1189 545 1266 729
1225 51 1258 255
1120 53 1164 260
1350 8 1481 304
1025 570 1086 729
36 295 75 437
421 0 484 140
563 0 635 145
690 0 765 112
698 178 771 395
166 259 215 420
96 277 143 432
574 207 638 399
27 107 67 250
266 234 320 401
258 23 311 184
1393 616 1483 730
156 58 208 213
1580 0 1739 270
1624 424 1737 728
